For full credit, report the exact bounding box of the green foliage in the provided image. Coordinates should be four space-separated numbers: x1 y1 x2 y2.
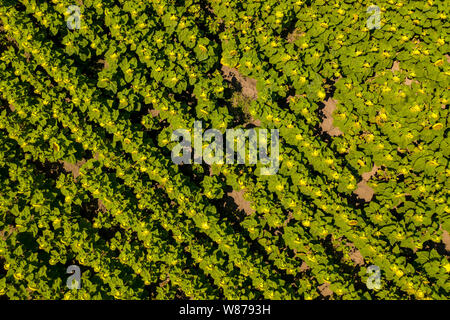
0 0 448 300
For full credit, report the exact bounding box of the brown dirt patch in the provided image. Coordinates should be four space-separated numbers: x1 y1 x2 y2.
404 77 420 86
318 282 333 298
299 261 310 272
361 165 380 181
61 159 86 181
0 225 17 241
98 59 109 70
442 229 450 252
391 60 400 72
246 118 261 127
354 165 380 202
320 97 343 136
287 29 305 43
287 94 300 104
159 274 170 287
347 242 364 266
227 189 255 216
148 108 160 117
283 211 294 227
354 181 374 202
23 52 31 62
5 35 19 48
221 65 258 100
97 199 107 213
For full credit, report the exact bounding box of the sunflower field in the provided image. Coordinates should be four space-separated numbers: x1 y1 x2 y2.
0 0 448 300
